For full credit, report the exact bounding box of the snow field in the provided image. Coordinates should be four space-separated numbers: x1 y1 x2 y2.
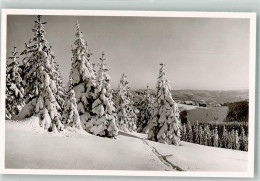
5 119 248 172
5 120 171 171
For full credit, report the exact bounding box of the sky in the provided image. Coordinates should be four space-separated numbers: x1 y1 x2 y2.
7 15 250 90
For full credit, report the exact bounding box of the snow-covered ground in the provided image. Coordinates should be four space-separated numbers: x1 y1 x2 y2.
148 140 247 172
5 118 248 172
5 118 170 171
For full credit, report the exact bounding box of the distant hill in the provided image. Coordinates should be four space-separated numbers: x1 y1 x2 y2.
170 90 248 105
134 89 249 105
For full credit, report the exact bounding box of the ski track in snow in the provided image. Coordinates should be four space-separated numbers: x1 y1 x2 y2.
119 131 183 171
141 138 183 171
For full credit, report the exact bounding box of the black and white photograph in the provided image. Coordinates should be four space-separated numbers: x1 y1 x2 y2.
0 9 256 177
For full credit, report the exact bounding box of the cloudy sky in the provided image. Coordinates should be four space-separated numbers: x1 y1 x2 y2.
7 15 250 90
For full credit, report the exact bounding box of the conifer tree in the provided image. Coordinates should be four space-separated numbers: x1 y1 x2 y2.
227 131 233 149
181 123 187 141
53 63 66 109
62 90 83 130
213 127 219 147
86 53 118 137
240 126 248 151
137 85 154 133
230 129 236 149
16 15 64 132
6 46 24 119
116 74 137 132
20 15 65 110
202 125 207 145
204 125 212 146
186 121 193 143
193 120 199 144
220 126 229 148
234 130 240 150
69 20 96 130
37 66 64 132
146 63 181 145
198 125 204 144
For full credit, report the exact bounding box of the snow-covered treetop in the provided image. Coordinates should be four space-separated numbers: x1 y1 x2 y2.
75 21 86 47
96 52 111 90
97 52 107 82
94 52 114 98
21 15 56 65
6 46 23 85
21 15 52 60
117 74 130 104
32 15 47 42
69 20 95 87
156 63 172 92
153 63 177 111
144 85 151 97
139 84 153 106
8 46 19 64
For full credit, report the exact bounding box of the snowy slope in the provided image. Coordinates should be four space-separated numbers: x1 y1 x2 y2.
147 140 247 172
5 119 248 172
5 119 170 171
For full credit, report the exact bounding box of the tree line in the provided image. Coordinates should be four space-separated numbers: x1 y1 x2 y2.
180 121 248 151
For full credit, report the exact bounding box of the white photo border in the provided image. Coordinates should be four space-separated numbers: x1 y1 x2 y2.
0 9 256 178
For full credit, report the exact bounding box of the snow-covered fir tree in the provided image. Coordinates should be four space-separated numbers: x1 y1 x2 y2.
206 125 212 146
146 63 181 145
181 123 187 141
5 46 24 119
62 90 83 130
186 121 193 143
227 131 233 149
193 120 199 144
220 126 229 148
234 129 240 150
69 20 96 131
20 15 65 110
198 125 204 145
37 66 64 132
116 74 137 132
53 61 66 109
16 15 64 132
229 129 236 149
212 127 219 147
240 126 248 151
86 52 118 137
137 85 154 133
203 125 210 146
